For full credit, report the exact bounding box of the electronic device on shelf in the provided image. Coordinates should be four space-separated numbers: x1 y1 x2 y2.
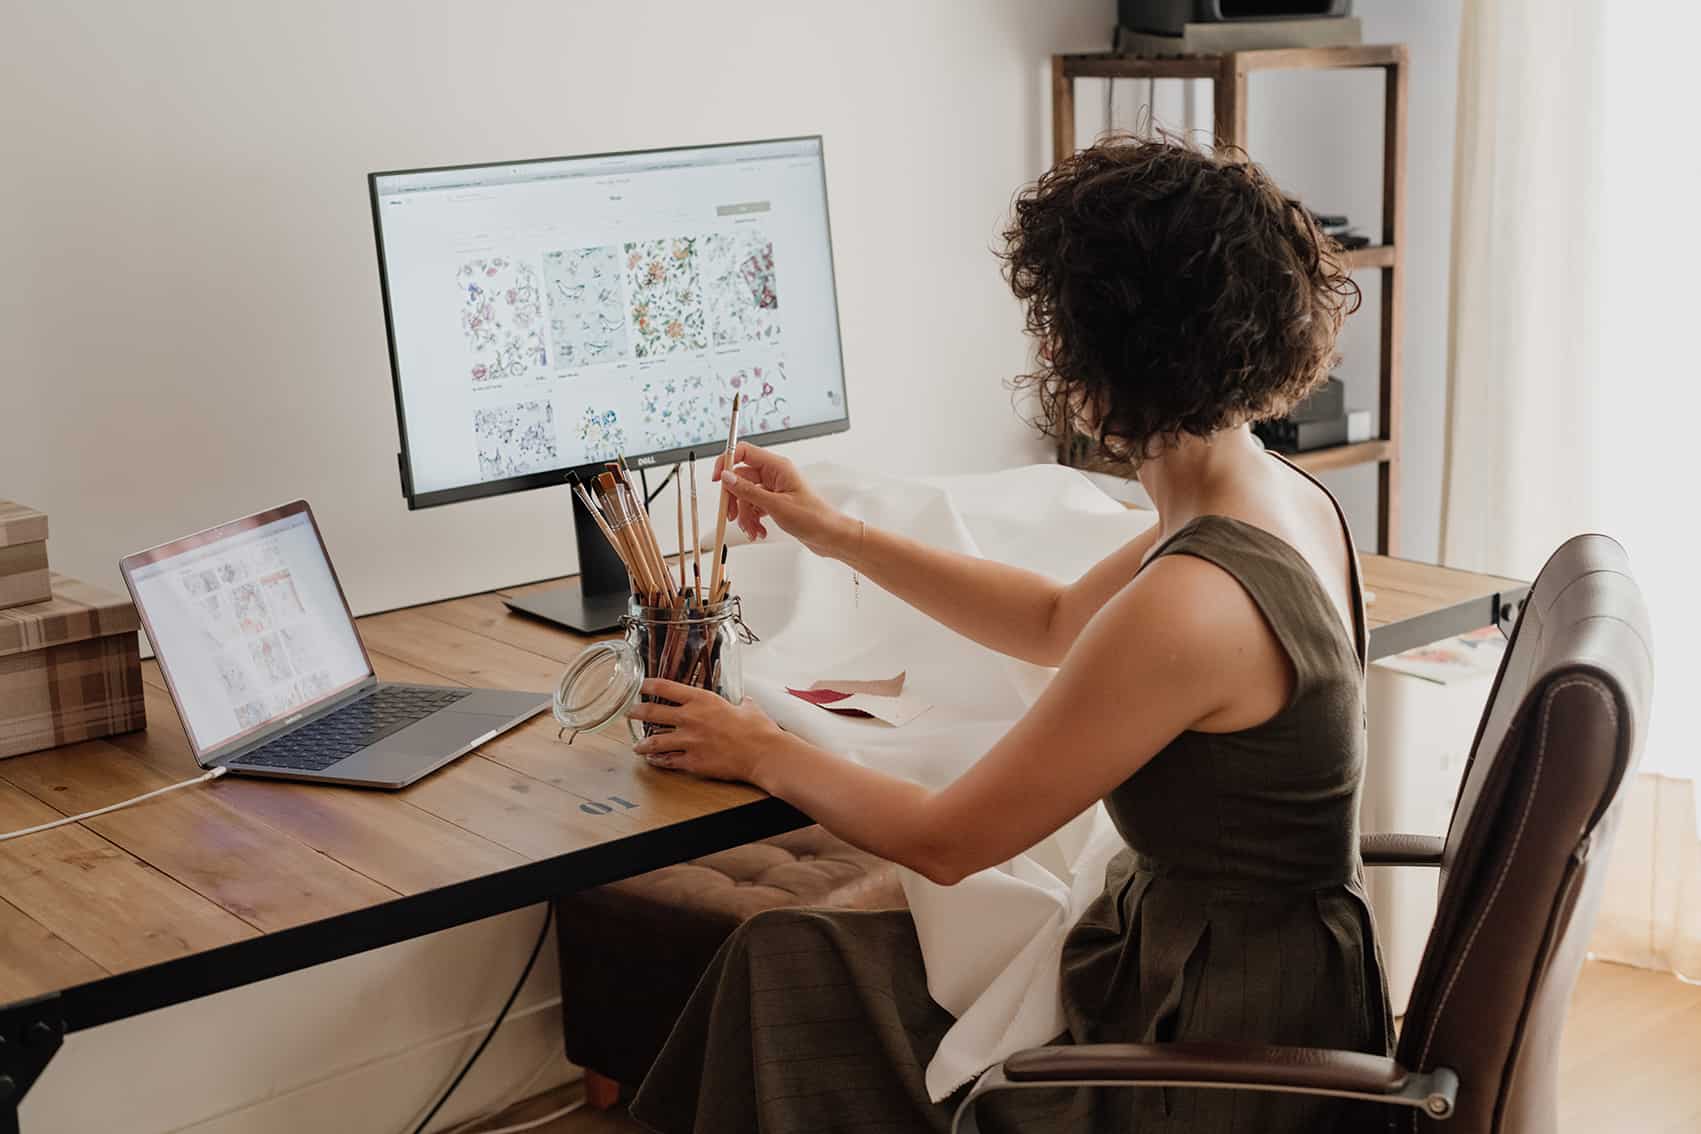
1308 210 1372 251
1119 1 1353 37
368 136 851 633
1255 414 1349 453
1293 376 1345 422
121 501 548 788
1253 377 1370 453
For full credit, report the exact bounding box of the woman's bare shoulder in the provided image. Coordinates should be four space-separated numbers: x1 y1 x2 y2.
1109 552 1295 731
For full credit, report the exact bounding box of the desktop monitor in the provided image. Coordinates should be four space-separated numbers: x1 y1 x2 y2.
368 136 850 630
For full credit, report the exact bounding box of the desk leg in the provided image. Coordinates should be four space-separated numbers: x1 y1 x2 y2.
0 994 64 1134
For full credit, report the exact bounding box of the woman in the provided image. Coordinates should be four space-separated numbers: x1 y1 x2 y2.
627 136 1392 1134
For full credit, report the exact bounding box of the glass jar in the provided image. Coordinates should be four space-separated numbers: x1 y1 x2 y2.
552 596 754 743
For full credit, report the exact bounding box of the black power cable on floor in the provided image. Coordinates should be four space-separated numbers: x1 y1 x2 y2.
410 904 555 1134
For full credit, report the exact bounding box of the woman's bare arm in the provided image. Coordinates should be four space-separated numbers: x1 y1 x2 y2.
715 441 1162 666
836 521 1160 667
633 554 1290 883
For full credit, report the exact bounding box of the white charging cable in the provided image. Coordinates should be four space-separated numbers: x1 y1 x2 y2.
0 766 228 843
436 1047 562 1134
464 1098 585 1134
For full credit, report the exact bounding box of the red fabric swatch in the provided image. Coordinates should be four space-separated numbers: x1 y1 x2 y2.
785 687 875 718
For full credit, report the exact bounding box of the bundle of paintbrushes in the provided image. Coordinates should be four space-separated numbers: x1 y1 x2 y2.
566 395 745 718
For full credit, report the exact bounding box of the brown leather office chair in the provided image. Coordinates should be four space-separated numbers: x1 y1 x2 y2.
953 534 1654 1133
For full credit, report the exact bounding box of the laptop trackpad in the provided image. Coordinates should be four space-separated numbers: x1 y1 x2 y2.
371 711 517 755
341 713 523 788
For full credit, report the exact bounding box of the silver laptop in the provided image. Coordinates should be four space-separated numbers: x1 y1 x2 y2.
121 500 548 788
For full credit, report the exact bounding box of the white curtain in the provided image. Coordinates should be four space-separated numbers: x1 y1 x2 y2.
1443 0 1701 979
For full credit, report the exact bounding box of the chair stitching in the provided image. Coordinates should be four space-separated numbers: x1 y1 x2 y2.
1410 676 1616 1132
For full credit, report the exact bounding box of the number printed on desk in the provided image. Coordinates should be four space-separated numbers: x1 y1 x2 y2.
580 795 639 816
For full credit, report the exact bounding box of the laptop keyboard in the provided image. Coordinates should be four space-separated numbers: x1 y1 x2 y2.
229 686 472 773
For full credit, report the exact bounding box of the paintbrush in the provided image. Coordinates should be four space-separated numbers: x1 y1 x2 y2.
675 466 687 595
597 471 658 600
569 472 634 585
689 451 703 609
613 461 674 604
708 393 740 601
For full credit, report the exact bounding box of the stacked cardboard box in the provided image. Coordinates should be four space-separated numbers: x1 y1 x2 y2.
0 502 146 757
0 502 50 609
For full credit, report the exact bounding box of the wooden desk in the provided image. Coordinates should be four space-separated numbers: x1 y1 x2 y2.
0 561 1523 1128
1362 555 1527 660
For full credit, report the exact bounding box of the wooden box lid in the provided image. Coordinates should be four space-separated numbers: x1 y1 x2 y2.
0 502 48 550
0 573 139 659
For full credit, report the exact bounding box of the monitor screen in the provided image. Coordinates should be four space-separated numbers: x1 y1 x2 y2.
369 136 850 508
121 503 373 757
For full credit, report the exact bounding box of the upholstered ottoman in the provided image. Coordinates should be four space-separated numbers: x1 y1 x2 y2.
555 825 907 1105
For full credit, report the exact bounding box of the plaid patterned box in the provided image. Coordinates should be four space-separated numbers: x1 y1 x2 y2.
0 573 146 758
0 501 50 610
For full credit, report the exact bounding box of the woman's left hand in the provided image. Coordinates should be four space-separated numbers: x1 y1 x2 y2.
628 679 787 783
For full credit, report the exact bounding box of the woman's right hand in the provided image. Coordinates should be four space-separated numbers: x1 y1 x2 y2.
714 441 859 561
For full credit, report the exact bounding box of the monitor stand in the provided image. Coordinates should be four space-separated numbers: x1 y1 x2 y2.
504 487 630 634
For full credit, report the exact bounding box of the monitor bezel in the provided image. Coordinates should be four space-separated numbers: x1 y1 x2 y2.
367 134 852 511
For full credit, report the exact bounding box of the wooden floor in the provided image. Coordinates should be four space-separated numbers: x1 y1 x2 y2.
467 960 1701 1134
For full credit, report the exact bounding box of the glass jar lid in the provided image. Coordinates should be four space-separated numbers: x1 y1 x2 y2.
552 639 644 737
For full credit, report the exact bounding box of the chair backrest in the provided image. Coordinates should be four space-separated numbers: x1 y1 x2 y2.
1394 534 1653 1132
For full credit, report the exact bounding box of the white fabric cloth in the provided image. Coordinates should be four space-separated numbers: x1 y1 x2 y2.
726 462 1157 1100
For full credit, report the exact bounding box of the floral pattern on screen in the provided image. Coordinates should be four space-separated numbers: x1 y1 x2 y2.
544 246 629 370
577 406 629 463
624 238 707 358
636 361 792 452
458 257 548 382
703 228 780 347
639 372 720 451
475 400 559 482
717 360 792 435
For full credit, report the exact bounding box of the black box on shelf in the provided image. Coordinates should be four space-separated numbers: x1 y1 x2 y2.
1254 414 1349 453
1119 2 1354 35
1289 377 1345 423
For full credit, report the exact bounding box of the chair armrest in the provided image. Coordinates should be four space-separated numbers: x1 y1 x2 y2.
1361 832 1444 866
950 1043 1458 1133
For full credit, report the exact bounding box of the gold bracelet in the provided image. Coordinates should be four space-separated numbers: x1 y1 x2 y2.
852 520 865 607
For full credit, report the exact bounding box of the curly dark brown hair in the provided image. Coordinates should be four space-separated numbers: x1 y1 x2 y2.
1001 133 1360 464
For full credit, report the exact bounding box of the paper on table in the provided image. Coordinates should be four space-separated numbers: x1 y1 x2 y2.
786 685 933 727
811 672 907 697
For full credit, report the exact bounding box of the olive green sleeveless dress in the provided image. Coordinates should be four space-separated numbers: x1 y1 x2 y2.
632 482 1394 1134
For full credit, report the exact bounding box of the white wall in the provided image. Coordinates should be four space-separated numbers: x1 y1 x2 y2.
2 2 1112 1131
24 907 573 1134
2 0 1110 618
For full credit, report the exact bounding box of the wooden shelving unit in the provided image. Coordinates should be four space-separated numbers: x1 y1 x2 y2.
1051 43 1409 554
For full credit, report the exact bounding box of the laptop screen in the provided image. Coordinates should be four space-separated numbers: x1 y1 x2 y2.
122 502 373 757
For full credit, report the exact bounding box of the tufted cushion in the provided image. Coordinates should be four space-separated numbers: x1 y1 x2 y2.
556 825 906 1088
